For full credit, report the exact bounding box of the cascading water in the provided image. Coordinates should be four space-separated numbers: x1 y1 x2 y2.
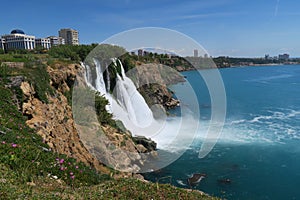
115 73 138 124
116 59 153 126
83 58 154 131
82 58 198 153
81 62 93 89
93 59 107 96
105 63 110 92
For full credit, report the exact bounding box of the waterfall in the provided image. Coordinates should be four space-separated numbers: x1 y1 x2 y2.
83 58 154 130
106 63 110 92
118 59 126 78
81 58 196 155
115 73 138 124
93 59 107 96
81 62 93 89
115 59 153 126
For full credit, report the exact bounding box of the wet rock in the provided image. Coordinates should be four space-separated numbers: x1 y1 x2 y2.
188 173 207 187
133 136 157 152
165 98 180 109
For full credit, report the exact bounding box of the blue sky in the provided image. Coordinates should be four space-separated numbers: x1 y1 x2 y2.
2 0 300 57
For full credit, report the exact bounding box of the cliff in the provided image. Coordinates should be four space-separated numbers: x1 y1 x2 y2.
20 62 156 176
130 62 184 111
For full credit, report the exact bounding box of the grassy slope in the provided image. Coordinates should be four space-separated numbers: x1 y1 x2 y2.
0 54 219 199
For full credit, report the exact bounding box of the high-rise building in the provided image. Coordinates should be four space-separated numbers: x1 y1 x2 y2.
47 36 65 46
58 28 79 45
35 38 51 49
1 29 35 50
194 49 198 57
278 54 289 60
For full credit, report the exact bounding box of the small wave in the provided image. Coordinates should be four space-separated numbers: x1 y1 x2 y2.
225 108 300 144
245 74 293 83
176 180 187 186
230 119 246 125
246 109 300 124
287 110 300 118
249 115 273 123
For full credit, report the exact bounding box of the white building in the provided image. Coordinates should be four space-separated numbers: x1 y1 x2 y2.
0 38 5 51
1 29 35 50
58 28 79 45
47 36 65 46
35 38 51 49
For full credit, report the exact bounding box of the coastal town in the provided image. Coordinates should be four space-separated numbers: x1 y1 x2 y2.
0 28 79 52
0 27 298 70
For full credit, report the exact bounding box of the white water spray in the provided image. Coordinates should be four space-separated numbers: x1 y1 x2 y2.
84 58 154 131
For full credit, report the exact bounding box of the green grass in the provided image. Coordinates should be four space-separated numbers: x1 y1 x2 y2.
0 53 49 63
0 167 218 200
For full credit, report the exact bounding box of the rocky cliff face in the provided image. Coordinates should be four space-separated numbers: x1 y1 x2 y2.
20 63 156 176
21 64 108 173
129 63 184 111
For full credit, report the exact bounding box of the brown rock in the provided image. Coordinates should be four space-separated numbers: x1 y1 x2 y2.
20 82 35 97
21 65 107 174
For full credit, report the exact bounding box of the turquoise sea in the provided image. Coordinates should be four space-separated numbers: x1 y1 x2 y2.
144 65 300 200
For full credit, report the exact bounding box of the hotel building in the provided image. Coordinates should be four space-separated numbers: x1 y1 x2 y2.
35 38 51 49
47 36 65 46
1 29 35 50
58 28 79 45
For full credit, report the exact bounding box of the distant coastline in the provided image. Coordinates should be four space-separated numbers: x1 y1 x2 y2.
224 62 300 69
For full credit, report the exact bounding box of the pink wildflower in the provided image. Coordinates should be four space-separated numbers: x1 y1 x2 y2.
71 175 75 179
11 143 17 148
59 159 64 164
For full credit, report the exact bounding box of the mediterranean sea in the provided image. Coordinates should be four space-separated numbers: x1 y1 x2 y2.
144 65 300 200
